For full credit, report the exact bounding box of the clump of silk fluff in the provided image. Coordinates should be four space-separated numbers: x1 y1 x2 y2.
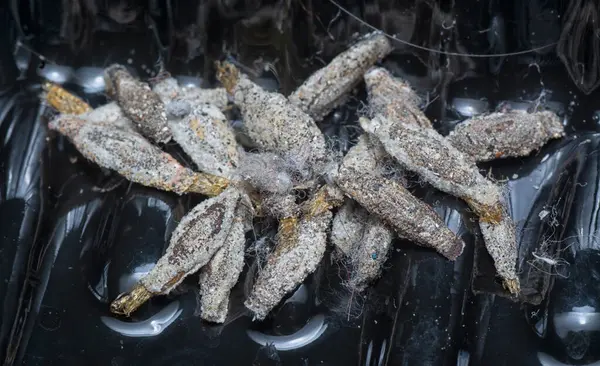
235 152 294 195
235 144 342 195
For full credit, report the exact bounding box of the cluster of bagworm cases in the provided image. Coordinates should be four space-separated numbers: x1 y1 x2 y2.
42 32 565 323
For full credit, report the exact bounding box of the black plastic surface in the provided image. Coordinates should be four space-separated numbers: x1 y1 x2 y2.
2 1 600 365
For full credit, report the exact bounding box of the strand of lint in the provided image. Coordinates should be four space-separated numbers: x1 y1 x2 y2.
326 0 558 58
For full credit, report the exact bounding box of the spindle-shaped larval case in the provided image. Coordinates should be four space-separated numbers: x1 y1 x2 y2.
335 135 465 260
48 114 228 196
331 200 395 291
479 208 520 295
245 185 343 320
104 64 172 144
289 32 393 121
109 187 246 316
165 100 241 179
217 62 328 171
447 110 564 162
363 67 432 129
359 115 503 223
141 187 245 294
198 193 254 323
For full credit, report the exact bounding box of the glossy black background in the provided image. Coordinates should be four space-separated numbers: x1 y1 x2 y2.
2 1 600 365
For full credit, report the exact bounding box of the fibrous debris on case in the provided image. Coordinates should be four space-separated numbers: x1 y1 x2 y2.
363 67 432 129
331 200 394 291
331 200 369 257
236 152 295 195
347 214 394 291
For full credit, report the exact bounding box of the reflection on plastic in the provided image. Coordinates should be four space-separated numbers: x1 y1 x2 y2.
554 306 600 338
246 314 327 351
13 43 30 73
118 263 154 293
538 352 600 365
175 76 202 89
499 100 530 111
75 67 106 93
363 338 387 366
283 284 308 305
100 301 182 337
37 64 73 84
88 262 110 302
457 350 470 366
450 97 488 117
533 307 549 337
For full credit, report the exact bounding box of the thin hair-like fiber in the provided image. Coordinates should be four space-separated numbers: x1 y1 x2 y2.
326 0 557 58
326 258 369 321
526 247 571 279
246 236 275 272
